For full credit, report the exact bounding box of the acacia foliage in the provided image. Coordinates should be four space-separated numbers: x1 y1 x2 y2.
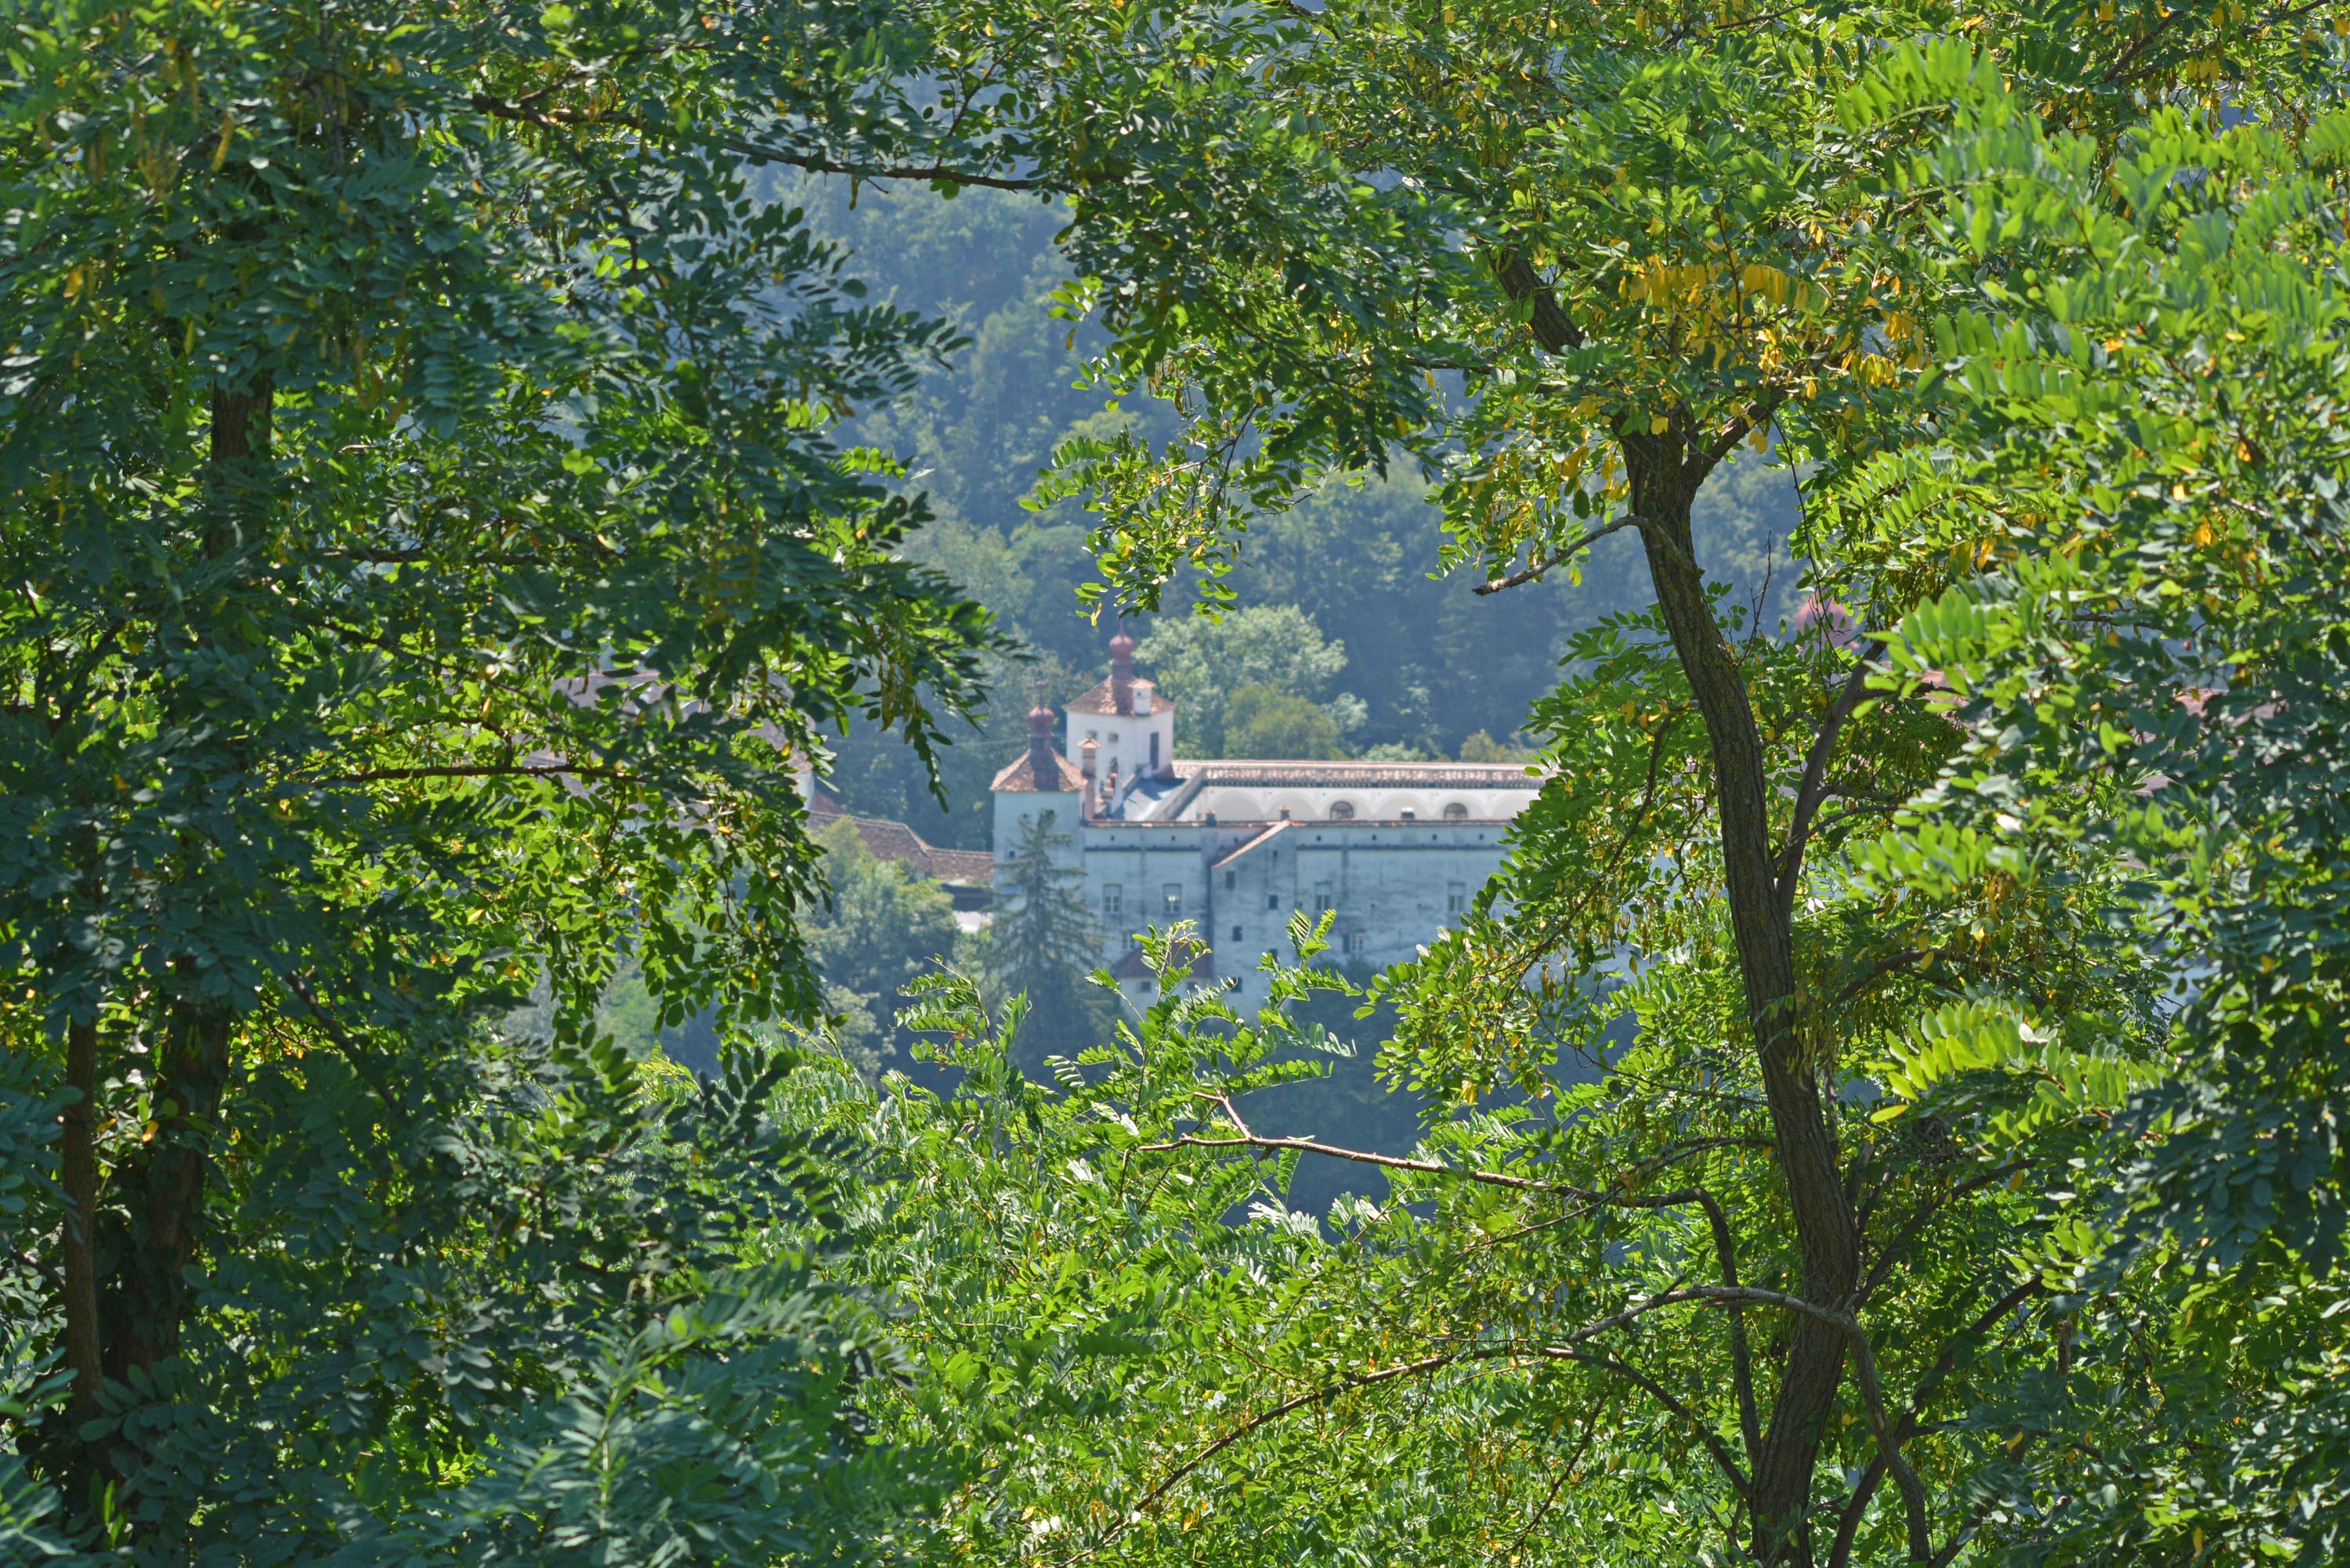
1842 94 2350 1563
841 5 2348 1568
0 0 1014 1550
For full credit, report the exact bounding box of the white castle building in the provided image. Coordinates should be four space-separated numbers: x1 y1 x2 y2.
992 631 1540 1004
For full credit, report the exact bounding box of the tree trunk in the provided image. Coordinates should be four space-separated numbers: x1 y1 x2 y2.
98 1005 233 1384
1625 427 1858 1566
89 378 272 1442
56 1017 110 1511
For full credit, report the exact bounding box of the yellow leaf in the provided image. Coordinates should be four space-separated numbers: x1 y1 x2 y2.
1648 414 1670 434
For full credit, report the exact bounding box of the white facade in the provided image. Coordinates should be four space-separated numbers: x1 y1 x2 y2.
992 642 1539 1006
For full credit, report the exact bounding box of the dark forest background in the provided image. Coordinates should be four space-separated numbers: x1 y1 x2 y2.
792 179 1806 849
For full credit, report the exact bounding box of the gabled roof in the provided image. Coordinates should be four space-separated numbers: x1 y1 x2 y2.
1065 677 1178 717
1210 820 1293 869
927 847 996 884
990 747 1085 793
820 812 996 887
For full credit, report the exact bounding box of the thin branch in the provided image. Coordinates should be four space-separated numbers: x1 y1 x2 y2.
284 972 401 1118
1068 1344 1518 1563
1150 1107 1744 1220
1831 946 1999 1011
1827 1447 1886 1568
1495 1418 1599 1560
1553 1346 1750 1501
1847 1312 1934 1563
467 93 1043 191
1861 1168 2014 1298
305 761 634 786
1144 1123 1569 1195
1475 517 1643 596
1777 638 1885 912
1688 1186 1762 1465
1802 799 1901 842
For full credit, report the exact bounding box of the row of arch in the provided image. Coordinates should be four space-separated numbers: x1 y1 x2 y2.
1196 793 1478 822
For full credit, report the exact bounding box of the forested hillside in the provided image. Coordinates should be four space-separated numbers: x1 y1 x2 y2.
798 177 1802 846
3 2 2345 1566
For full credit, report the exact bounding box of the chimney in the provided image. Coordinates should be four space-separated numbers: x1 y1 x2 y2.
1109 626 1135 715
1079 736 1100 818
1027 685 1056 789
1132 677 1155 717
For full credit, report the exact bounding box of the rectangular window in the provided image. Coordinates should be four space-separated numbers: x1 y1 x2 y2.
1266 894 1279 911
1102 883 1123 919
1231 925 1244 942
1225 870 1236 891
1313 880 1333 913
1447 882 1467 914
1343 931 1367 956
1162 883 1182 916
1150 732 1161 770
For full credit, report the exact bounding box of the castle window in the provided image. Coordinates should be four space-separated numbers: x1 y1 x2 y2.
1343 931 1367 956
1150 732 1161 771
1162 883 1182 916
1314 881 1333 913
1225 870 1236 890
1442 802 1469 821
1266 894 1279 911
1328 800 1355 819
1102 883 1123 919
1448 882 1467 914
1231 925 1244 942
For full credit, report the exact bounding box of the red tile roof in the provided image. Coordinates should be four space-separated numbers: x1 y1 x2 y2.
926 847 996 884
823 812 996 887
989 748 1085 793
1065 677 1178 717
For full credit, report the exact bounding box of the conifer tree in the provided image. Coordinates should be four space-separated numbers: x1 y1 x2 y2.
983 810 1115 1066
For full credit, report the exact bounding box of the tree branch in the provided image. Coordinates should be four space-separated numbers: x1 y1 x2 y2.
1492 250 1586 353
305 761 634 786
466 94 1043 191
1475 517 1643 596
1777 639 1884 912
1553 1346 1751 1501
1689 1185 1763 1465
1693 388 1788 479
1861 1168 2015 1299
1151 1105 1748 1221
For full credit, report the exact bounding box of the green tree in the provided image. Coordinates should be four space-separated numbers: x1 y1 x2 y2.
1133 603 1361 757
804 820 964 1073
0 0 1025 1546
1455 729 1532 764
1222 684 1346 760
1824 97 2350 1564
980 811 1115 1066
